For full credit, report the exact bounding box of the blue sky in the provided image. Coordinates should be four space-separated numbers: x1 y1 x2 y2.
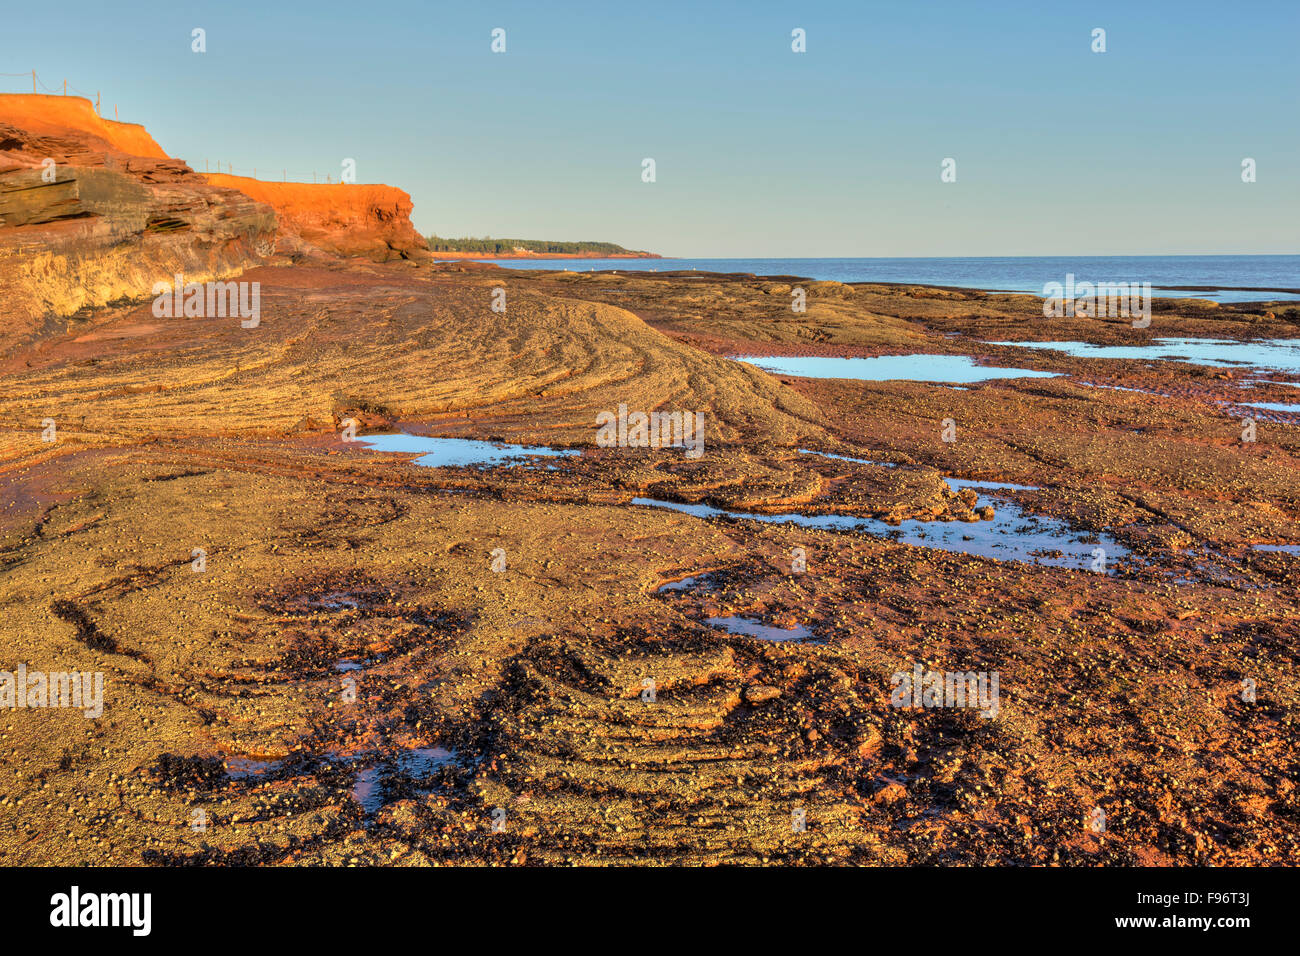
5 0 1296 255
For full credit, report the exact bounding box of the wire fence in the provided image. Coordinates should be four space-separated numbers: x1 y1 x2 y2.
196 159 347 184
2 68 116 118
2 69 351 185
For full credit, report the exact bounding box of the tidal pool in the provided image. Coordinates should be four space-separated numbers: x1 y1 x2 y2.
705 615 818 642
356 433 578 468
658 573 717 593
946 477 1041 493
350 746 458 815
225 757 283 780
799 448 900 468
1237 401 1300 414
398 746 456 777
351 766 384 814
992 338 1300 374
1254 544 1300 555
633 485 1124 573
733 354 1060 384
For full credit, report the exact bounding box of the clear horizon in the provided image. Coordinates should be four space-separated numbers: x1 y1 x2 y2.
7 0 1297 256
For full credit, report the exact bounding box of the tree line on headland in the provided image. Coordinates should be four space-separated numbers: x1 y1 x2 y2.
425 236 654 256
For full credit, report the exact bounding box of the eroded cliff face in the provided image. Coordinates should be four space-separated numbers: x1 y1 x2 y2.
0 94 169 159
203 174 429 263
0 95 431 352
0 94 276 352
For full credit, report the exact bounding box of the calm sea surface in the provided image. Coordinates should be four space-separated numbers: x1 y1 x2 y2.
465 255 1300 303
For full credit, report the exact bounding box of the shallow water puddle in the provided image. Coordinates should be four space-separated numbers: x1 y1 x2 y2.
1236 401 1300 414
946 477 1041 493
225 757 283 780
316 592 362 609
657 573 717 593
800 451 1042 495
992 338 1300 374
398 746 456 777
351 765 384 813
633 491 1124 572
356 433 578 468
1080 380 1300 415
285 589 374 614
734 354 1059 384
350 746 458 815
1254 544 1300 555
705 615 818 642
799 448 900 468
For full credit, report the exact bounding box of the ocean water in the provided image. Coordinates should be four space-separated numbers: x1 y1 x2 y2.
467 255 1300 303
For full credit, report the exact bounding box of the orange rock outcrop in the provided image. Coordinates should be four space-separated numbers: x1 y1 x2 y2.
203 174 428 263
0 93 168 159
0 94 430 346
0 95 275 349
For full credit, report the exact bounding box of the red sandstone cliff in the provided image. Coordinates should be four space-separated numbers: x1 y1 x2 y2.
0 94 276 351
203 174 428 263
0 94 169 160
0 94 430 350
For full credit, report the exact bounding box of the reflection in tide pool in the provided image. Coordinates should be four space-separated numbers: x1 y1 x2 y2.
351 766 384 814
992 338 1300 374
1238 401 1300 414
946 477 1040 492
632 486 1124 572
225 757 282 780
705 616 817 643
398 746 456 777
350 746 457 815
733 354 1060 384
1255 544 1300 555
799 448 900 468
658 573 716 593
357 433 578 468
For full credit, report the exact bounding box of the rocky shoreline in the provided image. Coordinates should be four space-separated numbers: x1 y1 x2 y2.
1 95 1297 868
1 257 1296 866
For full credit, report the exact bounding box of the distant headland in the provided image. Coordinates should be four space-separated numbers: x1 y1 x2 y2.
426 236 660 259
